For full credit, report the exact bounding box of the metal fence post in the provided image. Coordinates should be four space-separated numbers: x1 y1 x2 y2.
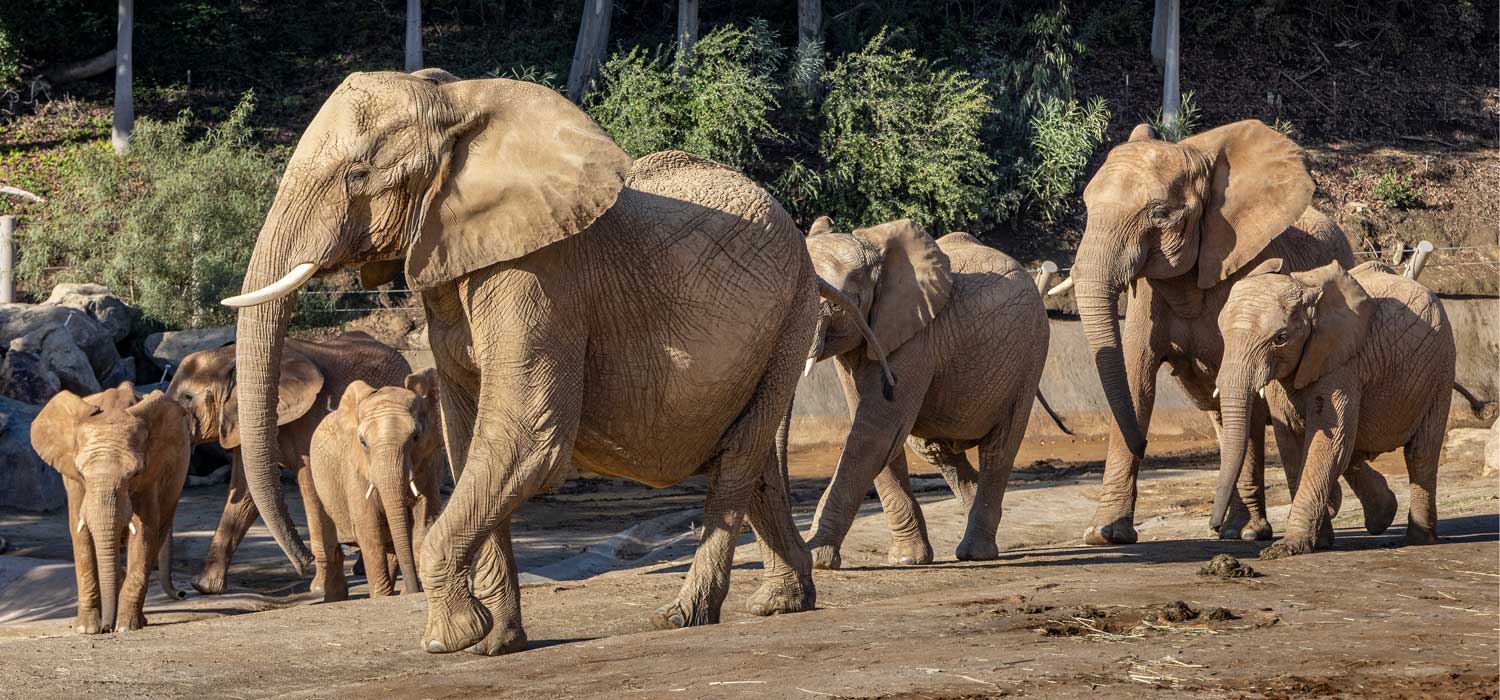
1405 240 1434 280
1035 261 1058 293
0 216 16 304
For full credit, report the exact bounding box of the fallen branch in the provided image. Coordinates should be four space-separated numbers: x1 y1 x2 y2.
0 185 46 203
39 49 116 86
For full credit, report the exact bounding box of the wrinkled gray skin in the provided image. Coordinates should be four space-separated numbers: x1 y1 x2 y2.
1215 261 1452 559
226 70 817 656
1067 120 1396 545
801 219 1049 568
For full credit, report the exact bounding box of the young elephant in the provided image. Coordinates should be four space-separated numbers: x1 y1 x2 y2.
31 383 192 633
801 218 1049 568
308 371 445 601
1213 261 1455 558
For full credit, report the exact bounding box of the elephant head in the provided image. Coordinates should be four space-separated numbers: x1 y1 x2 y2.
218 70 630 573
31 384 191 631
321 369 441 595
1072 120 1313 458
803 217 949 397
1209 260 1372 529
166 343 325 449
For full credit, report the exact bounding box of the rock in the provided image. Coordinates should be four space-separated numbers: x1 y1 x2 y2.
9 329 100 395
142 327 235 371
99 356 135 388
43 283 137 344
1444 427 1493 466
0 348 61 404
0 394 65 511
0 303 122 382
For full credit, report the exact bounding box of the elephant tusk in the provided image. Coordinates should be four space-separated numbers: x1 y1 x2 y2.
129 522 137 536
803 357 817 377
365 483 375 500
76 517 84 534
1046 277 1075 297
221 262 320 308
1212 387 1219 399
410 480 420 498
1258 385 1266 399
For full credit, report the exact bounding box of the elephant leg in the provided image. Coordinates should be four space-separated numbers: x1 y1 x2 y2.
193 452 257 595
1221 400 1273 541
908 437 977 508
746 411 816 617
314 497 347 603
957 396 1030 562
296 465 330 596
464 521 526 656
1342 459 1397 535
65 483 101 634
355 501 394 597
116 509 156 631
653 456 753 630
1084 338 1163 546
1402 404 1445 546
873 450 933 566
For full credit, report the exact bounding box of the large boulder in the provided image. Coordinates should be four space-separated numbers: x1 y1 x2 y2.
0 303 122 383
8 329 100 396
43 283 137 344
142 326 235 372
0 347 61 404
0 394 64 511
1487 419 1500 477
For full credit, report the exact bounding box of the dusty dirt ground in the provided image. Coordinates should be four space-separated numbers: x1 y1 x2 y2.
0 434 1496 699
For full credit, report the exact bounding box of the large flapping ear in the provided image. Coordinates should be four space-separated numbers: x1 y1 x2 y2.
218 350 325 449
852 219 954 360
31 390 94 479
406 78 632 290
807 216 835 237
1128 123 1158 142
338 380 378 421
1182 120 1314 289
1289 262 1374 389
404 369 438 401
128 391 192 479
1242 258 1284 278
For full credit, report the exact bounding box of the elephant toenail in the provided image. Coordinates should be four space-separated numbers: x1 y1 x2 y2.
897 557 915 565
670 614 685 627
426 640 446 653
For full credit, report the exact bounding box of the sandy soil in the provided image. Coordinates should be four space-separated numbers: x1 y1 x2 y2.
0 435 1495 699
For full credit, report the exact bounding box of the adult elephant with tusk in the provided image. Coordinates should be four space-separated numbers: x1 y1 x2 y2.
1067 120 1397 546
224 69 818 655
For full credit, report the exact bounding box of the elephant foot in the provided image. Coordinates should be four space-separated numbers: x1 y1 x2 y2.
1316 517 1337 549
117 610 147 632
422 591 493 654
1219 517 1273 541
74 609 101 635
650 593 722 630
191 566 227 595
1260 533 1316 560
1404 522 1439 546
955 536 1000 562
886 538 933 566
309 570 327 597
1363 486 1399 536
747 574 815 617
1083 518 1137 546
809 543 842 571
465 623 528 656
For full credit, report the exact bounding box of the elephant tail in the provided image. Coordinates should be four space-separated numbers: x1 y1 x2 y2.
1453 382 1495 419
1035 390 1073 436
158 515 187 600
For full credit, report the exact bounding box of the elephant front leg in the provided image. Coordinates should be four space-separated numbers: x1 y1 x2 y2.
1084 337 1163 546
193 453 258 595
1261 383 1359 560
872 451 933 566
744 410 815 618
115 512 156 631
354 498 395 597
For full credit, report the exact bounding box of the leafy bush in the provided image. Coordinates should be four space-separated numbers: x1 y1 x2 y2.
19 92 284 328
0 26 19 91
588 21 783 169
1147 90 1202 143
1020 97 1110 223
1372 168 1420 210
809 30 996 233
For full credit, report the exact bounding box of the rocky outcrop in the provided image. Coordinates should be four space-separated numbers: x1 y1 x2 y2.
44 283 137 344
142 326 235 372
0 394 64 511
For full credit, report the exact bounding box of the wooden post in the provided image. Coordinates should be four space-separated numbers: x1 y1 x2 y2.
1151 0 1168 68
112 0 134 155
567 0 614 103
405 0 422 72
797 0 823 96
0 217 16 304
1160 0 1180 135
676 0 698 71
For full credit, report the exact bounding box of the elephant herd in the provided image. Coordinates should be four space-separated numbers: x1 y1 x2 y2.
28 69 1455 656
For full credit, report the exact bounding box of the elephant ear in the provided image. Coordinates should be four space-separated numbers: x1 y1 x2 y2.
807 216 835 237
127 391 191 478
1183 120 1314 289
219 351 325 449
31 390 94 479
1243 258 1284 278
852 219 953 360
1128 123 1158 142
404 369 438 401
406 78 632 290
1290 262 1373 389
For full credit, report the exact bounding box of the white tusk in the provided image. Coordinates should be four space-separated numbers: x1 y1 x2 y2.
220 262 320 308
1047 277 1075 297
410 480 420 498
365 483 375 500
128 522 137 535
803 357 817 377
77 517 85 534
1258 386 1266 399
1212 388 1219 399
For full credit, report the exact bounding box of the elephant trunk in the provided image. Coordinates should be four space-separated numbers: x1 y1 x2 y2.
373 446 420 595
816 279 897 400
1210 388 1252 531
1072 229 1147 459
85 482 127 631
803 313 829 376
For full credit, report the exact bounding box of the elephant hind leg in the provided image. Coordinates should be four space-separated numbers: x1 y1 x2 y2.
1402 403 1446 546
1342 459 1397 535
956 394 1031 562
908 436 978 508
746 411 816 617
873 450 934 566
193 452 258 595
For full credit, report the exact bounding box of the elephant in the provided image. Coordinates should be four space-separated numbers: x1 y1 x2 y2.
219 70 822 656
308 369 445 601
164 332 410 595
798 217 1050 568
1213 260 1453 558
1057 119 1397 545
31 383 192 633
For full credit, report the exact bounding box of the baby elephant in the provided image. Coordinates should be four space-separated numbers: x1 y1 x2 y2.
31 383 192 633
1212 260 1455 558
309 370 445 601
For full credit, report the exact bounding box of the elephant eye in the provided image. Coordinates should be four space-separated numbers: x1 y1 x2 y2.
1149 206 1171 220
1273 331 1290 345
358 432 368 449
346 166 370 187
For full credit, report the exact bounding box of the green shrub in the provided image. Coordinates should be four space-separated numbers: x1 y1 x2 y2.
588 21 782 169
1147 90 1201 143
810 30 996 233
0 26 19 90
1020 96 1110 223
18 92 285 328
1372 168 1420 209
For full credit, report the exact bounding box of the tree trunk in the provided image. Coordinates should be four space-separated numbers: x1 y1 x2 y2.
676 0 698 72
1150 0 1168 69
1160 0 1180 135
566 0 614 103
405 0 422 72
112 0 134 156
796 0 823 97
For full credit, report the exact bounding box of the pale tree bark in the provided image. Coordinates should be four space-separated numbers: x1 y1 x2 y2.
566 0 614 103
796 0 823 96
676 0 698 71
112 0 134 155
1151 0 1168 69
405 0 422 72
1160 0 1180 134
